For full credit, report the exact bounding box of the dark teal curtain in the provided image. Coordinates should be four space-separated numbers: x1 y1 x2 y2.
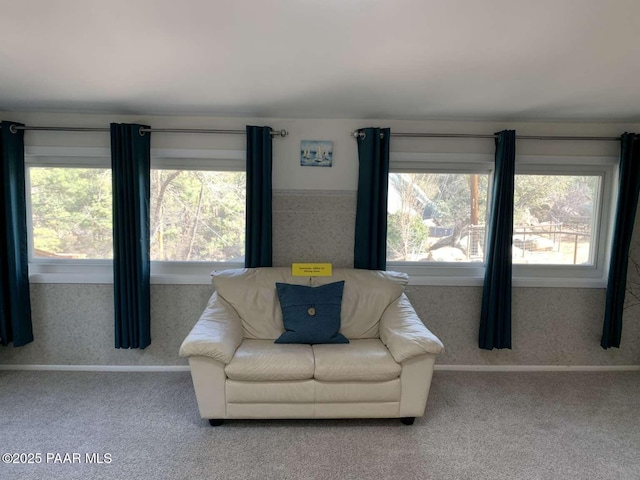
354 127 390 270
111 123 151 349
0 122 33 347
479 130 516 350
601 133 640 349
245 126 272 268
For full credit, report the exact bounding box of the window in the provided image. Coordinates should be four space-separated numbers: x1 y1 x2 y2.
511 156 615 285
387 172 489 263
25 147 246 284
385 153 493 281
29 166 112 260
513 174 600 266
386 153 616 287
150 169 246 262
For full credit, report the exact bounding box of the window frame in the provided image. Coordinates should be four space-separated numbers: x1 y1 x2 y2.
387 152 617 288
387 153 494 284
511 155 616 287
25 146 246 285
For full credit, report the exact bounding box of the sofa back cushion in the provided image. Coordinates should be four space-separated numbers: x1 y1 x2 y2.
212 268 308 339
212 267 408 340
312 269 407 338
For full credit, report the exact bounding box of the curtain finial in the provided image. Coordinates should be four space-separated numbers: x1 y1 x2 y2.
270 129 288 138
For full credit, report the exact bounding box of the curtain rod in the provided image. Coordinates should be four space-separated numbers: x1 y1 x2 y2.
8 125 289 138
351 130 620 141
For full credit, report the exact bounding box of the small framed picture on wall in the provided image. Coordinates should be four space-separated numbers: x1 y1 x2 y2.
301 140 333 167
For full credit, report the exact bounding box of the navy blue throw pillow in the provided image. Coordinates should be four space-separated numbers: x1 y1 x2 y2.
275 281 349 344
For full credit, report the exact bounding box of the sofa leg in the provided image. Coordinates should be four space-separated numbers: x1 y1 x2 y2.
208 419 224 427
400 417 415 425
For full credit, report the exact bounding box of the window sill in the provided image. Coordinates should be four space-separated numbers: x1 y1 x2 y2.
29 272 606 289
406 275 606 289
28 273 215 285
28 261 244 285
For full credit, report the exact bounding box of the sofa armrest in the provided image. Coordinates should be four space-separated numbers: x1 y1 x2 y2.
179 292 243 364
379 293 444 363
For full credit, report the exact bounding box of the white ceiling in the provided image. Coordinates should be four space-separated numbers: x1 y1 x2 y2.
1 0 639 121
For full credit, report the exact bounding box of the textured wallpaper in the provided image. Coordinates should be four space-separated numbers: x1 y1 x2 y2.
1 191 638 366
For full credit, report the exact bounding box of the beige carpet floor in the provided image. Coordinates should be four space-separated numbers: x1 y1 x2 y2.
0 370 639 480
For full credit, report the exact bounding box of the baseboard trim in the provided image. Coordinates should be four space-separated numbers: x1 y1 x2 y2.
435 365 640 372
0 365 190 372
1 364 639 372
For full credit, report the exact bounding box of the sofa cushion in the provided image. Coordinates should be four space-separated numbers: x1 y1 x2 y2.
226 380 315 403
315 379 401 403
311 269 408 339
275 281 349 345
225 340 314 381
212 268 308 339
312 339 401 382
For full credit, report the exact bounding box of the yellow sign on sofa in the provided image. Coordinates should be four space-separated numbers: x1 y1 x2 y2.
291 263 333 276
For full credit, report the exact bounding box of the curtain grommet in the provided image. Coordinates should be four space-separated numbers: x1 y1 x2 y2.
138 127 146 137
9 124 18 134
352 130 367 140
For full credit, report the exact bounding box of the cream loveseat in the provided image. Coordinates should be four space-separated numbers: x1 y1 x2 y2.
179 267 444 426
